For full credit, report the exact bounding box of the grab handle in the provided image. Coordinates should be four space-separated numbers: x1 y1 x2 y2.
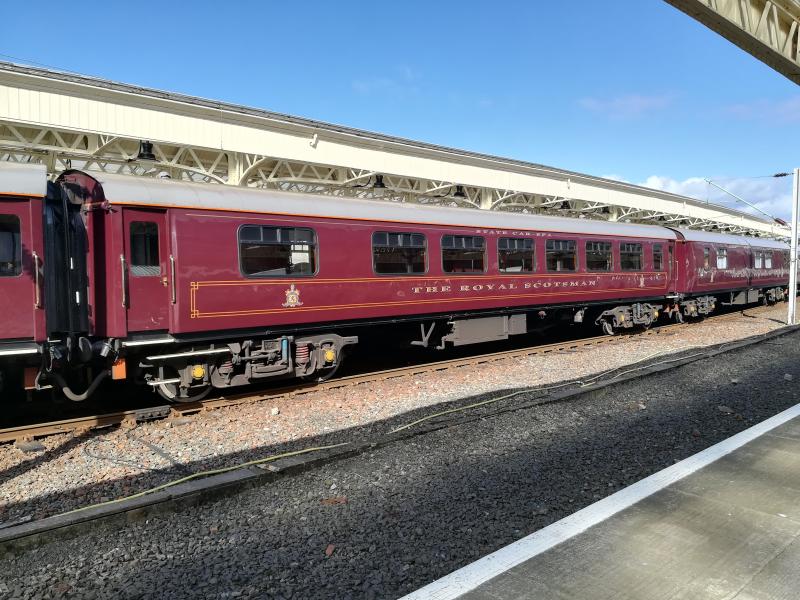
32 251 41 308
120 254 128 308
169 255 176 304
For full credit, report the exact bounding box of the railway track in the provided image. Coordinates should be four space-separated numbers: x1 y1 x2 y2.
0 307 777 446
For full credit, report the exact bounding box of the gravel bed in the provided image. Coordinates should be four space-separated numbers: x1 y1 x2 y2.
2 323 799 599
0 305 791 528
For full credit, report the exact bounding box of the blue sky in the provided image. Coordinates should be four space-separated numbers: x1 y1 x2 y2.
1 1 797 218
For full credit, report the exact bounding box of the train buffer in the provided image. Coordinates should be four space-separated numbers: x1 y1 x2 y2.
405 403 800 600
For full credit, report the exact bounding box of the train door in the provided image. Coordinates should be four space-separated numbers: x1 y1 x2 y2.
0 200 40 340
663 240 677 292
123 208 171 332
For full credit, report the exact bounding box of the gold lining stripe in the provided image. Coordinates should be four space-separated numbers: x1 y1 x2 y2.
190 285 666 318
0 191 44 198
192 273 667 286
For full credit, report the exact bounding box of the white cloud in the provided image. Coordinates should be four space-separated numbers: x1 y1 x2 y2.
724 96 800 123
639 174 793 221
578 94 674 118
352 65 420 97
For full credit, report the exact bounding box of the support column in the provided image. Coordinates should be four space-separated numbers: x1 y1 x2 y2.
480 188 493 210
44 151 56 177
227 152 243 185
86 134 100 154
788 168 799 325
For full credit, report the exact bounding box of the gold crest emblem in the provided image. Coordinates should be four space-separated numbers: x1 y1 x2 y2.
282 284 303 308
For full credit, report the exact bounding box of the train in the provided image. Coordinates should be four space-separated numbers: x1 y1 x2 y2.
0 162 792 402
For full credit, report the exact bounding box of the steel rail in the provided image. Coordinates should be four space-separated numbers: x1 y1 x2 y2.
0 307 775 445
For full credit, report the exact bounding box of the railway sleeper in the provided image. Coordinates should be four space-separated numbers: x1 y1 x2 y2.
595 303 659 335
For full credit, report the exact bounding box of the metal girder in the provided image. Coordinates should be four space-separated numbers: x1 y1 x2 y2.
665 0 800 84
0 61 789 239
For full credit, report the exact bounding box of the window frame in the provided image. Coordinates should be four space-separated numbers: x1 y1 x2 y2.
498 237 535 274
585 240 612 272
545 238 578 273
371 231 428 276
716 246 728 270
440 234 487 274
0 214 22 278
754 251 764 269
703 247 711 270
765 251 773 269
653 243 664 271
620 242 644 272
238 224 319 279
129 220 161 277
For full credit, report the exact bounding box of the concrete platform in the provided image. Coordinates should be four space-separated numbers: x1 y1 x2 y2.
405 404 800 600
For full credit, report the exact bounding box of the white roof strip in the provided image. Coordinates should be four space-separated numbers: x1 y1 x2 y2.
0 162 47 197
97 172 678 239
672 228 788 249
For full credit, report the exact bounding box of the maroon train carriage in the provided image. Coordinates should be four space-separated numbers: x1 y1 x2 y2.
0 164 47 393
0 163 791 402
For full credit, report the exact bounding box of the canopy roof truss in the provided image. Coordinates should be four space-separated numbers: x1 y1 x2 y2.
666 0 800 84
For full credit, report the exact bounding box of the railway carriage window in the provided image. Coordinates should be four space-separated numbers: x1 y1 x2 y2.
0 215 21 277
620 243 643 271
653 244 664 271
239 226 317 277
130 221 160 276
442 235 485 273
372 232 426 274
716 247 728 269
765 252 773 269
585 241 612 272
703 247 710 269
755 251 764 269
498 238 534 273
545 239 576 272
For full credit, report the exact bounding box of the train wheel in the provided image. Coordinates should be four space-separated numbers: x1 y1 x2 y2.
156 367 212 403
302 347 347 383
157 380 212 403
315 361 342 382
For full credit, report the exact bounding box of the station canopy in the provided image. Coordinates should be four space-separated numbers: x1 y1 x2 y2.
0 60 790 240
